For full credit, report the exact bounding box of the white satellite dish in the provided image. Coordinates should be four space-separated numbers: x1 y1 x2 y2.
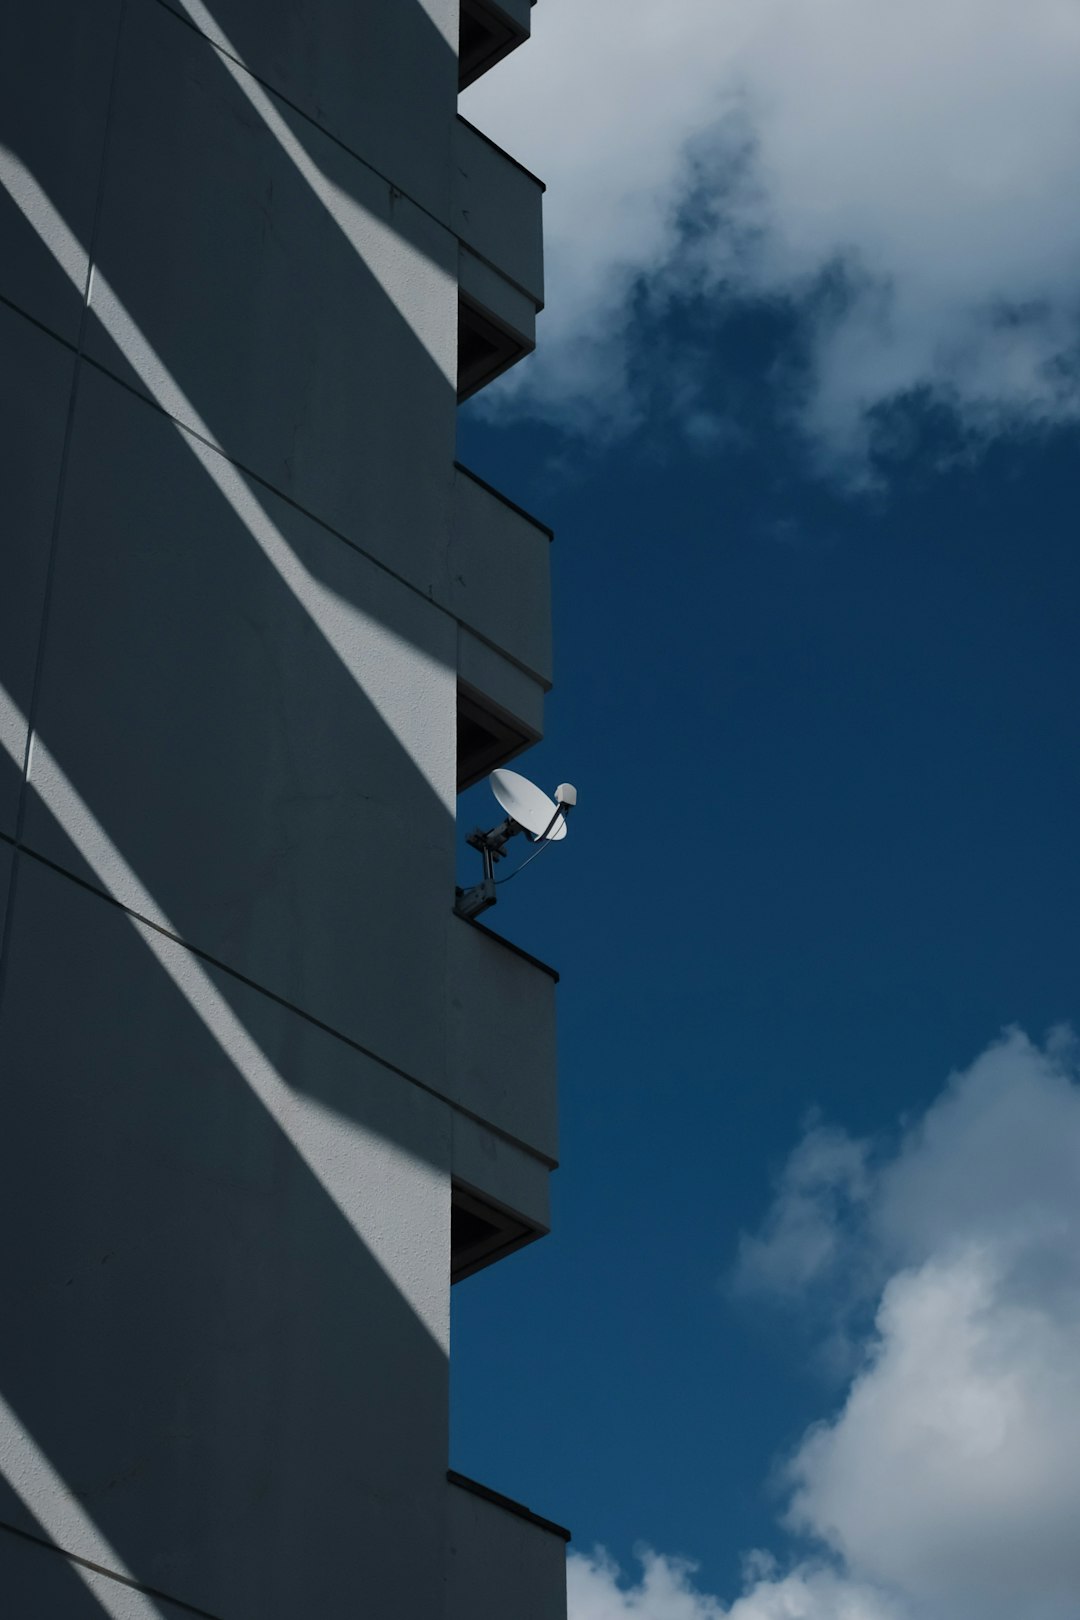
491 768 568 842
455 768 578 921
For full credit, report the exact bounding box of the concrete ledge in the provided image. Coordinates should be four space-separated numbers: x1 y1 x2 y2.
458 246 536 352
459 626 546 744
452 1109 552 1237
446 1470 568 1620
447 1472 571 1542
449 464 552 685
447 912 558 1164
454 462 553 539
453 116 544 306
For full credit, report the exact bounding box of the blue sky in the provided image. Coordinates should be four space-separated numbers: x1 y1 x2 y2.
450 6 1080 1618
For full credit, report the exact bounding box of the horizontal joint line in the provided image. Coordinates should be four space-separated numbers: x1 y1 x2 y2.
7 842 559 1171
0 1519 226 1620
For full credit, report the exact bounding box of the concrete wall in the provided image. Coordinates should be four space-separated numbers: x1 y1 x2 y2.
0 0 564 1614
446 1476 569 1620
0 860 453 1618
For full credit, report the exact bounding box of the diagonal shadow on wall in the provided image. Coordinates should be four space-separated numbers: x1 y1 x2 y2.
0 851 453 1619
0 0 517 1616
2 0 468 1080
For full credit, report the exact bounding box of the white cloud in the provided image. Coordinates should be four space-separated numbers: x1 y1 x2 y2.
781 1029 1080 1620
568 1548 725 1620
570 1029 1080 1620
787 1248 1080 1618
464 0 1080 471
568 1548 905 1620
732 1119 871 1299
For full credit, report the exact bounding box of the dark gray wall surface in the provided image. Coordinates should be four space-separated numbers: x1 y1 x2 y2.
22 361 457 1081
0 1 560 1614
0 845 10 954
0 307 75 838
0 0 123 341
0 856 451 1618
0 1524 207 1618
1 0 459 1612
156 0 458 221
84 0 458 566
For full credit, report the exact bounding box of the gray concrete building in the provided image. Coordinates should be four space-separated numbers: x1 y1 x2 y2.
0 1 567 1615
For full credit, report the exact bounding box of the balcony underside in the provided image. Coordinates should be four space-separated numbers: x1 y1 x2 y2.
459 0 533 90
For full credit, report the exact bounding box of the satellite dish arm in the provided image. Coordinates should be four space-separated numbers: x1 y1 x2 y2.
470 817 521 874
455 817 523 920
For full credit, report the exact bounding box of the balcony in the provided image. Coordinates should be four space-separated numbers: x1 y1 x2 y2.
457 677 538 791
459 0 535 91
450 464 552 787
454 118 544 308
454 117 544 399
446 916 558 1165
446 1471 569 1620
450 464 552 687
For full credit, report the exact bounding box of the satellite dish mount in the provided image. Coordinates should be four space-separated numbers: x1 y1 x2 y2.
454 769 577 922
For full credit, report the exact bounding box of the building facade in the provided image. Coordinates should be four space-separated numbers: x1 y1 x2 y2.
0 1 566 1614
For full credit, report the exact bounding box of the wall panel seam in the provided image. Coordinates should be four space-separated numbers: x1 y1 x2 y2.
0 1518 226 1620
12 842 560 1171
150 0 453 244
149 0 542 307
0 0 130 1015
70 352 552 687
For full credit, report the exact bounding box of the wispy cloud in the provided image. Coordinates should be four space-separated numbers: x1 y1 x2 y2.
569 1547 904 1620
569 1027 1080 1619
731 1118 872 1302
465 0 1080 476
